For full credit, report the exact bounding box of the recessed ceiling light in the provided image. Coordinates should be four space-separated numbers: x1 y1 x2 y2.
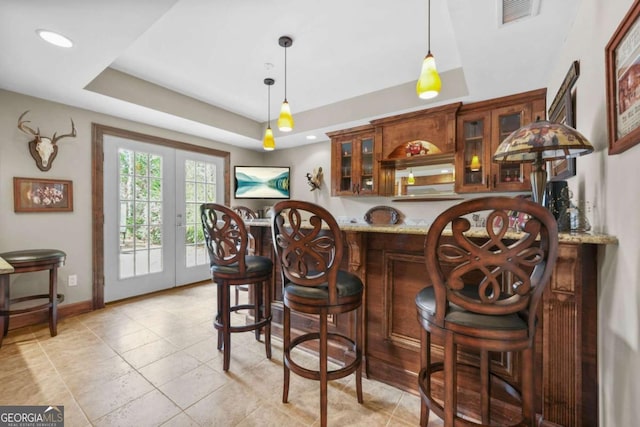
306 135 317 140
36 29 73 48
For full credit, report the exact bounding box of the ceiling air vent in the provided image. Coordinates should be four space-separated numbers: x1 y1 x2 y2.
500 0 540 25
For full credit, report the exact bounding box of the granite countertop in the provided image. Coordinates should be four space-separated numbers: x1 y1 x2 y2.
246 218 618 245
0 256 15 274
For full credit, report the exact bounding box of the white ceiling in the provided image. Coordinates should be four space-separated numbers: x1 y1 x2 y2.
0 0 581 151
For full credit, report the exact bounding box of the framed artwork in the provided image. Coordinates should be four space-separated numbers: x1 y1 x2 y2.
13 177 73 212
606 0 640 155
548 60 579 180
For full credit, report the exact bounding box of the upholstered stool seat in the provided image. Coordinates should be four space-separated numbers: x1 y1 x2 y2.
0 249 66 347
416 286 529 334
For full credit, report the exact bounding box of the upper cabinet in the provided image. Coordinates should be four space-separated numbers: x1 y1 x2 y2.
455 89 547 194
327 89 546 198
328 103 460 197
328 125 379 196
372 103 460 160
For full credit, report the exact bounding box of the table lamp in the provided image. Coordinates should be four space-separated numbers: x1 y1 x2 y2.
493 119 594 204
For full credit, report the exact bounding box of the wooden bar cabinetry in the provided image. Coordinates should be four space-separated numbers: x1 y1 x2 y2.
328 125 379 196
249 221 615 427
455 88 547 193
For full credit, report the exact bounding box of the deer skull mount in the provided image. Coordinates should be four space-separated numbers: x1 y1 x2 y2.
17 110 76 171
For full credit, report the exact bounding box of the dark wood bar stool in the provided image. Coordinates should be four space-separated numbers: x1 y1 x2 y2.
271 200 364 427
0 249 66 348
416 197 558 427
200 203 272 371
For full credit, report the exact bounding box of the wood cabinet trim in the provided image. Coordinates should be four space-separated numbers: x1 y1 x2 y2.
458 88 547 114
370 102 461 126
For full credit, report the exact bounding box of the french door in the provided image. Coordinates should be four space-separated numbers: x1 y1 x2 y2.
103 135 224 302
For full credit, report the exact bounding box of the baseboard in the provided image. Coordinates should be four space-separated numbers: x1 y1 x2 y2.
7 300 94 331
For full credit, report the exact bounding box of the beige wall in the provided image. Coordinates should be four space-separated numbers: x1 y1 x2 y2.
555 0 639 425
0 89 263 304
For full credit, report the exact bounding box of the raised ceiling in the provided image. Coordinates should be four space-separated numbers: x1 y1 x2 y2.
0 0 580 151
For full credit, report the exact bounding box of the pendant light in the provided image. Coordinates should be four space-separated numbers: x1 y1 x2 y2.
263 78 276 151
277 36 294 132
416 0 441 99
469 154 482 171
407 169 416 185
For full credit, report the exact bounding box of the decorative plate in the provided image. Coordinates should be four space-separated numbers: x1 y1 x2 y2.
364 206 402 225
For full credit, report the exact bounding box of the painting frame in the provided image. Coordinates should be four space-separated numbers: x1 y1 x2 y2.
13 177 73 213
606 0 640 155
548 60 579 180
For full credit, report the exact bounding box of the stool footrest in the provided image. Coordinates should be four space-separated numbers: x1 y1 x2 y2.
285 331 362 382
1 294 64 316
419 362 524 427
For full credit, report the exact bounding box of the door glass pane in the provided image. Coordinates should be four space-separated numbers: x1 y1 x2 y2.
361 137 374 191
118 148 164 279
498 112 524 184
463 120 484 185
340 142 352 192
184 159 217 267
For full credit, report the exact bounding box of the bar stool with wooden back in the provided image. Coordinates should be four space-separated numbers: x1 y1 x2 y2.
416 196 558 427
0 249 66 348
271 200 364 427
200 204 272 371
231 206 259 305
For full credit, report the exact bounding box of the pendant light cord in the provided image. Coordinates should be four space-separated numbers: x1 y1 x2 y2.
284 45 288 101
427 0 431 54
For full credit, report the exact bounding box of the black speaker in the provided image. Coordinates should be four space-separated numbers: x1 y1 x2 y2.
544 180 571 232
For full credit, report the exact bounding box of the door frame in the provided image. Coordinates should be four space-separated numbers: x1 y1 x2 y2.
92 124 230 309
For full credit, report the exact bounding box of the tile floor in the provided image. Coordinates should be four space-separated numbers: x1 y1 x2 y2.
0 282 445 426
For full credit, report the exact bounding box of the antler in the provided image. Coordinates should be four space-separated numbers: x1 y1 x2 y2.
51 118 77 144
17 110 40 136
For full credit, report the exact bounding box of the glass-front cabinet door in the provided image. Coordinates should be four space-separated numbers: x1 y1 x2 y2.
491 105 531 192
456 103 533 193
456 113 491 192
358 136 376 194
337 140 353 194
330 127 378 196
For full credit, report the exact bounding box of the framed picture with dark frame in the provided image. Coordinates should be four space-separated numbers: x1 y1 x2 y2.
606 0 640 155
13 177 73 212
548 60 580 180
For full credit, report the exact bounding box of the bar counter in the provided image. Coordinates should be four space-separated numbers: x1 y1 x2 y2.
247 219 616 427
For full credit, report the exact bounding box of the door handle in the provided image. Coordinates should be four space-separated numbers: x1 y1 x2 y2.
176 213 183 227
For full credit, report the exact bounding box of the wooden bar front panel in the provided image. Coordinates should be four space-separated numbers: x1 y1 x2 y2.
251 224 600 427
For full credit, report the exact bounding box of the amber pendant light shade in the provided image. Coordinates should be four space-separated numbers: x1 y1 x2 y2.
469 154 481 171
416 0 441 99
263 78 276 151
407 169 416 185
277 36 294 132
417 52 441 99
278 100 294 132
